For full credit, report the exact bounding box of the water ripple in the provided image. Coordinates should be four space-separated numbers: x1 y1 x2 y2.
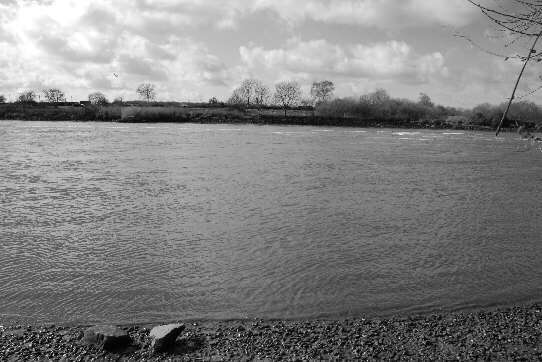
1 121 541 324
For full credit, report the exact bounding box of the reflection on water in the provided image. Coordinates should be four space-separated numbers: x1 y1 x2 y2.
1 121 542 324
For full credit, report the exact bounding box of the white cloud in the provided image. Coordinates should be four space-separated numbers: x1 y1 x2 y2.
120 0 477 29
252 0 476 28
0 0 235 100
3 0 475 41
0 0 492 106
240 38 448 83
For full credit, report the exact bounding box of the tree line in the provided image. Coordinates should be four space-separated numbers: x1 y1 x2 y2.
225 79 542 126
1 80 542 127
316 90 542 127
0 83 156 105
226 79 335 116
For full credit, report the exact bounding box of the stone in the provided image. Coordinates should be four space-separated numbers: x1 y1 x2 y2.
83 325 131 351
7 329 26 337
149 323 185 354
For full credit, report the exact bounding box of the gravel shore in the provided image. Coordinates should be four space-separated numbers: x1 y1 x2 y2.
2 304 542 361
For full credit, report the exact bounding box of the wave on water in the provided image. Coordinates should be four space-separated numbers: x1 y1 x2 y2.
365 136 389 140
191 128 243 132
393 132 421 136
272 131 303 135
2 122 542 324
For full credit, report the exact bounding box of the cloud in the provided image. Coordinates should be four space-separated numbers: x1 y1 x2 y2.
121 0 478 30
5 0 472 40
0 0 487 105
252 0 476 28
117 55 167 80
240 38 448 84
0 0 235 100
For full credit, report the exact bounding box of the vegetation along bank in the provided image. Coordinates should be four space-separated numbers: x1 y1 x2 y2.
2 82 542 131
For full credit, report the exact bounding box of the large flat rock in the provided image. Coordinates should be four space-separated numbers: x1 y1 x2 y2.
150 323 185 354
83 325 130 351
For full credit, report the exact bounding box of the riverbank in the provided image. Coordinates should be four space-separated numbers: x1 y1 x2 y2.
0 103 503 130
2 304 542 361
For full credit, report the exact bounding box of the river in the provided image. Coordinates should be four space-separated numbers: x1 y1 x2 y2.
1 121 541 324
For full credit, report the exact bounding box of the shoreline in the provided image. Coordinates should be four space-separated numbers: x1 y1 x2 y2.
0 117 513 133
2 303 542 361
0 103 507 131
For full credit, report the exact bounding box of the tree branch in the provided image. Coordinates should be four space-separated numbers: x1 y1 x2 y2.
496 29 542 135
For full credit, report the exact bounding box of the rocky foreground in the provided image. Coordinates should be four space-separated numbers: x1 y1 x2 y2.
2 304 542 361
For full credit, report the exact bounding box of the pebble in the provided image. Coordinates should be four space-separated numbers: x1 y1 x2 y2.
1 304 542 360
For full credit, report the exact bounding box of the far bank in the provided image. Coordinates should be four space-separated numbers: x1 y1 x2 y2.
0 102 515 131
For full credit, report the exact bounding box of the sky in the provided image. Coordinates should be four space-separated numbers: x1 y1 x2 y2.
1 0 542 107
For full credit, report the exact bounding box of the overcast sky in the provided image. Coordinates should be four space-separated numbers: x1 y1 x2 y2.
1 0 541 107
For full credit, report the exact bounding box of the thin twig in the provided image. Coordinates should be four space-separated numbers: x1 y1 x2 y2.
514 83 542 99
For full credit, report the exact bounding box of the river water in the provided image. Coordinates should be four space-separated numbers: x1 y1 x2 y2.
1 121 541 324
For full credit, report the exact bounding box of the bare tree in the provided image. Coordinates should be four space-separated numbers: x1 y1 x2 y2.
467 1 542 38
239 79 257 105
310 80 335 104
136 83 156 102
361 88 390 105
418 93 434 107
468 0 542 135
43 88 65 103
88 92 108 105
17 90 36 104
227 88 245 105
254 82 270 106
273 81 302 116
229 79 269 106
